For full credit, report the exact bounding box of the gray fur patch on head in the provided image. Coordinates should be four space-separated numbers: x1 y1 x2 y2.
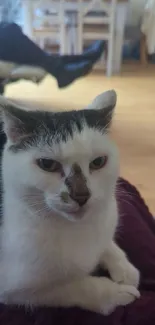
0 91 117 152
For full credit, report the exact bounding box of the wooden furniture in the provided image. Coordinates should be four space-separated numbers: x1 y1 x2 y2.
23 0 71 54
62 0 128 73
77 0 117 76
22 0 128 73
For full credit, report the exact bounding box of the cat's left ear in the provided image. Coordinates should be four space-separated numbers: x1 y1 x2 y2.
0 96 34 143
86 90 117 126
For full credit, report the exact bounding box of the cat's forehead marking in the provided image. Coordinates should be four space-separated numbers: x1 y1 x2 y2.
9 109 110 153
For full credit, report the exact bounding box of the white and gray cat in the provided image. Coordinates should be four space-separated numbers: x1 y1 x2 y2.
0 90 140 314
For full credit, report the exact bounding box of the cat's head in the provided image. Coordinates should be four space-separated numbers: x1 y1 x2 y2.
0 90 119 222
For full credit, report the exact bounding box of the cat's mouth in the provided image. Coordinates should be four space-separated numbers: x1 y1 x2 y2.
45 193 88 220
67 207 86 218
53 203 88 221
60 204 87 218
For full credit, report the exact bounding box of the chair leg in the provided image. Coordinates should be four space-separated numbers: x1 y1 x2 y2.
77 35 83 54
66 28 72 54
77 13 83 54
39 37 45 50
140 33 147 65
60 27 66 55
106 38 114 77
70 24 76 54
73 25 79 54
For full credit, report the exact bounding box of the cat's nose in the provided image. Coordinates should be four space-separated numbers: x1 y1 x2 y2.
70 192 91 207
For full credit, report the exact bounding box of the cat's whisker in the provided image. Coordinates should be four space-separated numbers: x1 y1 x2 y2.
116 182 138 198
28 205 51 216
116 191 136 203
27 202 44 208
21 194 43 201
22 198 43 205
118 198 134 208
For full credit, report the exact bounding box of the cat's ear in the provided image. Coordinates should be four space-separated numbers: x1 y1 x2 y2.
87 90 117 111
86 90 117 126
0 96 34 143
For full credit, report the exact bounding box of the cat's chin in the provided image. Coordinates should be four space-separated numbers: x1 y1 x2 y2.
54 206 87 222
67 209 86 222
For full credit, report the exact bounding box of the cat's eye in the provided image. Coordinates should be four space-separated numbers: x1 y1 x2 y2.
89 156 107 170
36 158 62 172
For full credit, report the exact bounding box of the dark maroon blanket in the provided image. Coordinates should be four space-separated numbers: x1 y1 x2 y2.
1 178 155 325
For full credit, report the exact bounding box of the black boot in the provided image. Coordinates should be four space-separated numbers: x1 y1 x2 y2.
60 41 105 64
55 60 93 88
44 41 105 88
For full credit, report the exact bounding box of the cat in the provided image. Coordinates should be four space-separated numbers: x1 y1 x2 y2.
0 91 140 315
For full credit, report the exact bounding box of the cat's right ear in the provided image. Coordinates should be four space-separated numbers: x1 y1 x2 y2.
0 96 33 144
85 90 117 129
87 90 117 112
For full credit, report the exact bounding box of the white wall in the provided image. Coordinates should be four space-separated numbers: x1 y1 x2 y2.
127 0 147 26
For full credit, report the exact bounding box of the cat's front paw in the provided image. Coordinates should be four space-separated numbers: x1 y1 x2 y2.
109 260 140 288
103 284 140 315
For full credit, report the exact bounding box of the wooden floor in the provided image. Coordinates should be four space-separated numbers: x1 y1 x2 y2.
6 64 155 213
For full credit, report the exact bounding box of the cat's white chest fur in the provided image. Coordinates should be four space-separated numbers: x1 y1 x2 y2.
2 194 117 292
